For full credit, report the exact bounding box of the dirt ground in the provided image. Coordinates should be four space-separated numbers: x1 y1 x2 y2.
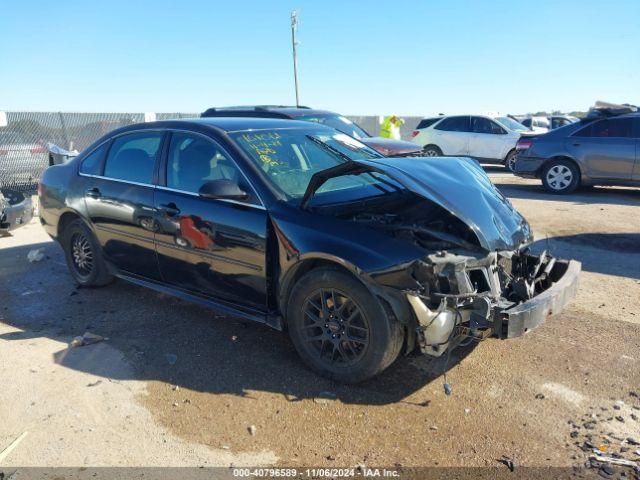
1 170 639 472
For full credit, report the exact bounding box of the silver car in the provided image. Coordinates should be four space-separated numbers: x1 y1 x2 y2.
514 112 640 193
0 131 48 189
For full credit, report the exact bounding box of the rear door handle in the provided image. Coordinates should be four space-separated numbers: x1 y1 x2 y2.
85 187 101 199
572 142 581 147
159 203 180 217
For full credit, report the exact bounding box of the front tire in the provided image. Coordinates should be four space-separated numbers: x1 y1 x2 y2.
541 159 580 194
62 219 113 286
287 268 403 383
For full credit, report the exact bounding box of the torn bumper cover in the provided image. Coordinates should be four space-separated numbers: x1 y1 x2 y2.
0 190 34 232
497 259 580 338
405 252 581 357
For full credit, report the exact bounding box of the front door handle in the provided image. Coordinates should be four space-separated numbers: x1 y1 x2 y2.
572 142 581 147
159 203 180 217
85 187 101 199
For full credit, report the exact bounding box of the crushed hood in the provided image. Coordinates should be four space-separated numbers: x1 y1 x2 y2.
359 156 533 251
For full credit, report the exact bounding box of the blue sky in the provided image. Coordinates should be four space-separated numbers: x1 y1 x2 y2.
1 0 638 115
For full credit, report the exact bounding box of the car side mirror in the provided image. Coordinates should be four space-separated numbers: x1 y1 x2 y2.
198 179 248 200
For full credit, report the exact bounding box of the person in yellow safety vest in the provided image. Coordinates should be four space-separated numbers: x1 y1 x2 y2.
379 115 405 140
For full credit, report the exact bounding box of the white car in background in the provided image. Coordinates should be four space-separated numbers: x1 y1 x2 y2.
521 116 550 133
411 114 535 171
548 115 579 130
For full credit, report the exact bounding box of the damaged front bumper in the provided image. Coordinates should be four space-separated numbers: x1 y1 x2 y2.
0 191 34 233
496 259 580 338
405 251 581 356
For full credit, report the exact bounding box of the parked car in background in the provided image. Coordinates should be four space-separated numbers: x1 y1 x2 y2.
514 109 640 194
411 114 536 171
0 188 34 233
548 115 579 130
38 117 579 382
521 116 550 133
0 130 48 190
201 105 422 156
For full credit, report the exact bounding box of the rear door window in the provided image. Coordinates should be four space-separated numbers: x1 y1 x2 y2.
471 117 505 134
573 118 633 138
434 116 471 132
103 132 162 184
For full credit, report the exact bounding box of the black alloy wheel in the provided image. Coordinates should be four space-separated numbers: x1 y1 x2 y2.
301 288 370 366
287 268 404 383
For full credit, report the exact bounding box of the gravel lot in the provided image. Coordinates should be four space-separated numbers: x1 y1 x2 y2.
1 170 639 471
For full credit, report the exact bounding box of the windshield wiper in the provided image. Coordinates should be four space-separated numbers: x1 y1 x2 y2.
299 160 380 210
305 135 354 163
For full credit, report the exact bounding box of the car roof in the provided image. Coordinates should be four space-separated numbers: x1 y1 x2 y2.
202 106 341 119
119 117 332 133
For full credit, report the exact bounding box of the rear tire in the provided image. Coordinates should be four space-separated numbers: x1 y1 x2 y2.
504 150 518 172
287 268 403 383
62 219 113 287
422 145 442 157
541 159 580 194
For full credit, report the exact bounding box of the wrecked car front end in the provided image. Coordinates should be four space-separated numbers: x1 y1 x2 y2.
363 156 581 356
298 155 581 358
0 189 34 233
398 248 580 357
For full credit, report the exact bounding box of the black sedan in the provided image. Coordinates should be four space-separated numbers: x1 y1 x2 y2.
38 118 580 382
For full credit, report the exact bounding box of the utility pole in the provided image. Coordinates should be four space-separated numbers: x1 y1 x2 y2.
291 10 300 107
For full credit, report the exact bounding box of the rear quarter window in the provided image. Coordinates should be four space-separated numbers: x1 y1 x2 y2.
79 143 108 175
416 118 441 130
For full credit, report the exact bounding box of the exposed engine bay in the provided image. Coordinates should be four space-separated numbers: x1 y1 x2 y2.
314 188 577 358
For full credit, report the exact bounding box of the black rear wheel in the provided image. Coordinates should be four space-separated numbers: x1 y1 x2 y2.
422 145 442 157
63 219 113 286
287 268 403 383
505 150 518 172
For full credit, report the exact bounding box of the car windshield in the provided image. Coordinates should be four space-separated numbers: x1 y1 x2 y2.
231 128 404 205
495 116 531 132
296 114 370 139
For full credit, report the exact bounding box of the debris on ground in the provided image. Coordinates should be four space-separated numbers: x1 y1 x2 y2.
70 332 107 348
165 353 177 365
0 431 28 463
86 380 102 387
535 393 545 399
26 249 45 263
498 455 516 472
248 425 256 436
590 453 638 468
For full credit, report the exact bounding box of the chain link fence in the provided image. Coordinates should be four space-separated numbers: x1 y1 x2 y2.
0 111 421 192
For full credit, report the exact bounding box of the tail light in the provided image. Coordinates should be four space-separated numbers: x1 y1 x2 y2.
31 146 46 154
516 138 533 151
37 182 43 197
411 130 419 138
